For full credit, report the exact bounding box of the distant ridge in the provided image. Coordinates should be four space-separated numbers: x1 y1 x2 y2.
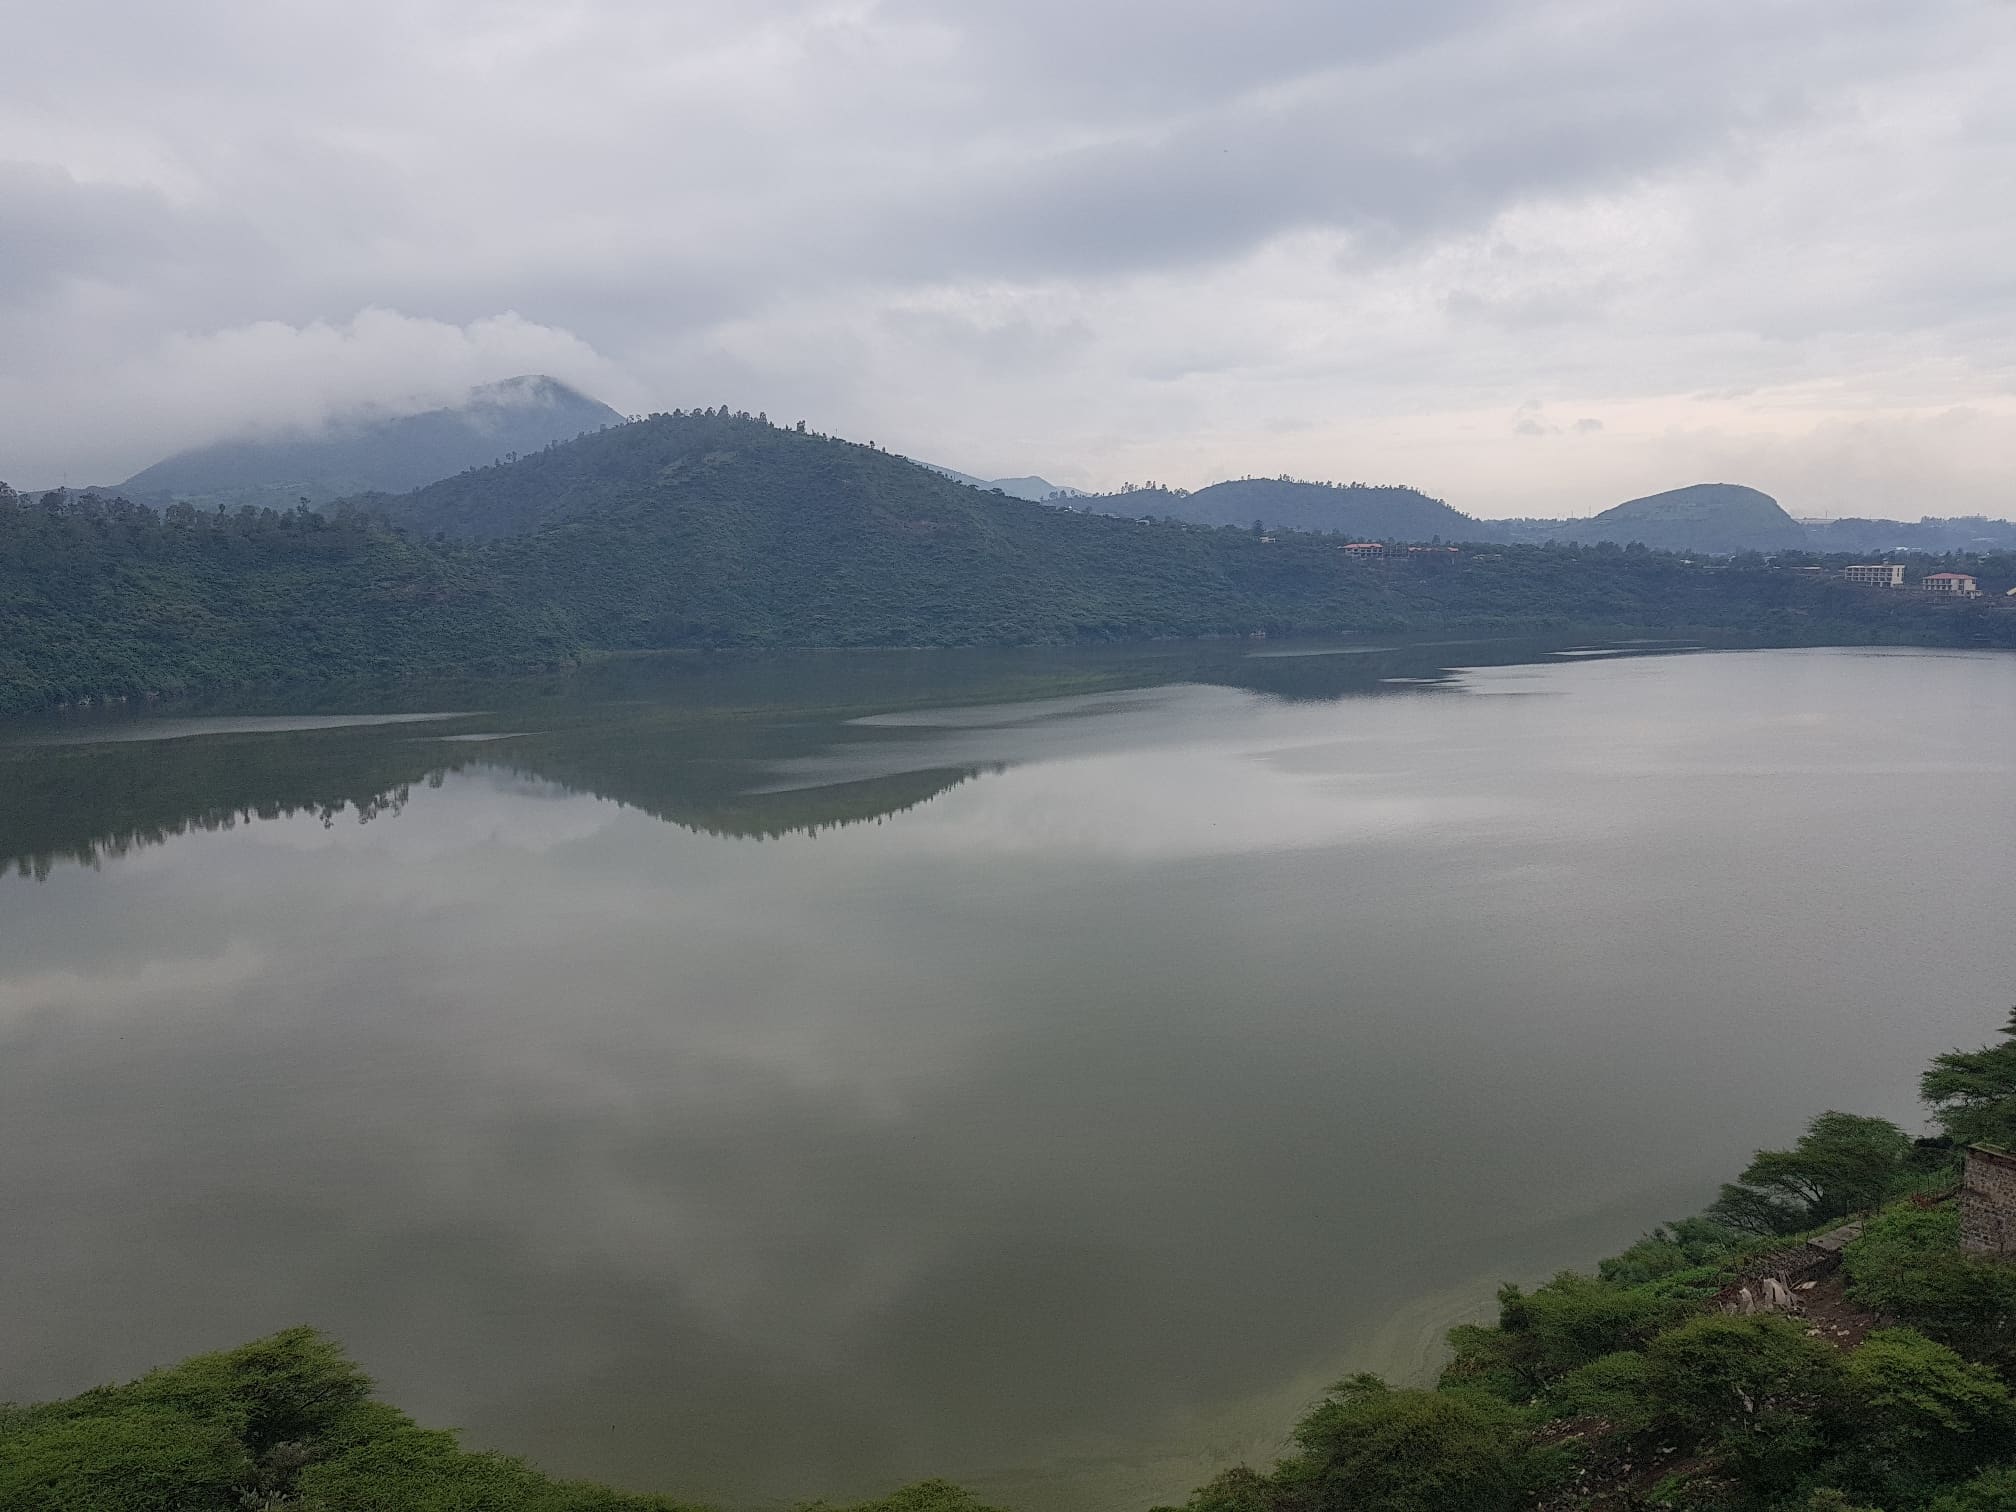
1576 482 1807 555
918 463 1081 501
1801 515 2016 553
115 375 624 509
1491 483 1888 554
1081 477 1478 541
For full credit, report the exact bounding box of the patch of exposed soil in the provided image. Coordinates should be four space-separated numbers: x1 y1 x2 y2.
1793 1270 1885 1351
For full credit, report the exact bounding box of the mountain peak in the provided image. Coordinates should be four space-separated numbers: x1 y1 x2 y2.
465 374 604 410
1585 483 1805 553
117 378 625 507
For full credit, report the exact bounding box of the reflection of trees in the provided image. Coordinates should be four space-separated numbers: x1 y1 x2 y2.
1 633 1664 879
541 764 993 842
0 717 986 880
0 735 457 880
486 710 996 843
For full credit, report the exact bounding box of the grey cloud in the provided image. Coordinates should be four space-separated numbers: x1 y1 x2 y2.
2 0 2014 512
0 164 235 307
873 0 1515 117
750 3 1838 287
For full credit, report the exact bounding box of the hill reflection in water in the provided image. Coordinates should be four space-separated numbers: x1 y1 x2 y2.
0 635 1692 880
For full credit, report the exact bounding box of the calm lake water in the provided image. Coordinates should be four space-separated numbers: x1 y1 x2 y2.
4 640 2015 1509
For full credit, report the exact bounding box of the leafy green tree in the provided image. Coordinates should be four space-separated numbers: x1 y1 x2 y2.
1841 1329 2015 1494
1641 1316 1852 1503
1708 1181 1816 1238
297 1424 704 1511
805 1482 1010 1512
1928 1465 2016 1511
125 1325 372 1456
1924 1010 2016 1150
1547 1350 1657 1433
1275 1374 1530 1512
1642 1315 1846 1440
1706 1111 1914 1235
1157 1466 1275 1512
1845 1207 2016 1367
0 1407 249 1512
1597 1216 1748 1286
0 1330 708 1512
294 1428 544 1512
1445 1272 1680 1397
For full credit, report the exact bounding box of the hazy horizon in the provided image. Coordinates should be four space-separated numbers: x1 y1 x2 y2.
11 374 2016 527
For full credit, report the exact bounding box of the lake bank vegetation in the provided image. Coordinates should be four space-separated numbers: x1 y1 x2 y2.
5 411 2016 718
14 1013 2016 1510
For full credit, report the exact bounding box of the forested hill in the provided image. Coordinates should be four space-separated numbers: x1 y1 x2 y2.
4 411 2016 715
1080 478 1478 539
1581 482 1808 555
360 413 1513 648
1085 476 2016 557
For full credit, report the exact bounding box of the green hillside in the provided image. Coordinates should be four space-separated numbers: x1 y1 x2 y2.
4 414 2014 716
1578 483 1809 555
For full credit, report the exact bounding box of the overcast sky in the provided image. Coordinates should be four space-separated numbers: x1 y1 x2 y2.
5 0 2014 516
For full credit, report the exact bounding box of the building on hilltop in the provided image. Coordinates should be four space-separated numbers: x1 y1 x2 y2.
1842 563 1906 588
1341 542 1386 559
1923 572 1981 597
1961 1146 2016 1256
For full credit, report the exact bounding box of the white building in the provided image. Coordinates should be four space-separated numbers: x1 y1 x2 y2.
1842 563 1906 588
1923 572 1981 597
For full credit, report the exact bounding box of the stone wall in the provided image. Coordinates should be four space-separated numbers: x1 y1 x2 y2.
1959 1146 2016 1255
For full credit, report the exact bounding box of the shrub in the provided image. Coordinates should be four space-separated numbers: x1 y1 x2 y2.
1928 1466 2016 1511
126 1325 372 1456
1846 1208 2016 1367
1841 1329 2016 1492
808 1484 1010 1512
1598 1218 1749 1288
0 1406 249 1512
1642 1316 1845 1440
1446 1272 1681 1397
1154 1465 1275 1512
1278 1374 1530 1512
1549 1350 1658 1434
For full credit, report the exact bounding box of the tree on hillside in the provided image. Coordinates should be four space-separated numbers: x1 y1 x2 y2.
1280 1375 1530 1512
1924 1009 2016 1150
1707 1111 1914 1235
1444 1271 1679 1395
